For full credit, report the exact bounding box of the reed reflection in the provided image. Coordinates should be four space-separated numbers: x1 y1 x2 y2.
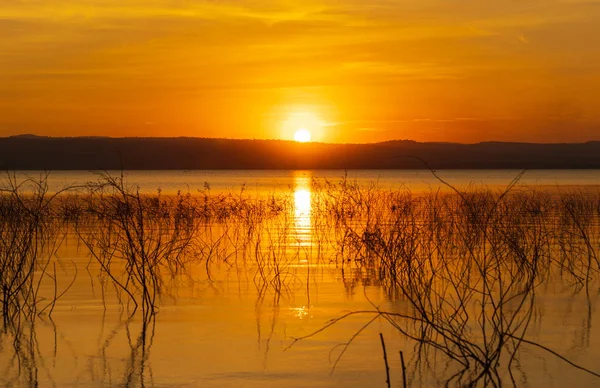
293 172 312 248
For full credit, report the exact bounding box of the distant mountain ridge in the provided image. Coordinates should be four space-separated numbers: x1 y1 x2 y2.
2 136 600 170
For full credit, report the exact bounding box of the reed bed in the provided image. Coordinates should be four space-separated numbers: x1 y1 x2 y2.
2 171 600 386
298 176 600 386
0 173 65 326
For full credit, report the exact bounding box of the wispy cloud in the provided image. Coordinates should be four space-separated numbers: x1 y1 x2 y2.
0 0 599 141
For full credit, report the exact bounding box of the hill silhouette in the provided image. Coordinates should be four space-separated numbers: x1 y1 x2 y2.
2 136 600 170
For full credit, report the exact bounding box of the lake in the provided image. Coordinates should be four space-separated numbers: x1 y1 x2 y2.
2 170 600 387
23 169 600 194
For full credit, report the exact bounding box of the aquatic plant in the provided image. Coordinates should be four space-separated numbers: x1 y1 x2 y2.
78 173 199 316
291 173 600 386
3 170 600 386
0 172 65 326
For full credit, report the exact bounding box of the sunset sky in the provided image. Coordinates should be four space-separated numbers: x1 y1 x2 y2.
1 0 599 143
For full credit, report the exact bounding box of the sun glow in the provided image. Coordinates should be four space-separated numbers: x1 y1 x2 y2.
294 129 312 142
280 109 328 142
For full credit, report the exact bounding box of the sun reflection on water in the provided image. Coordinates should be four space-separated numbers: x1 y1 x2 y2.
293 172 312 248
289 305 311 319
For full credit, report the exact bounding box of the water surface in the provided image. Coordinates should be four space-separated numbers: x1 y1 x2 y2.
23 169 600 194
2 169 600 387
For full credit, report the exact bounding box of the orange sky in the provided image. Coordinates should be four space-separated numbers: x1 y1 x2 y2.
1 1 599 143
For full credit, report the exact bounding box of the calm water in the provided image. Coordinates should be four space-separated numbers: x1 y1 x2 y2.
2 170 600 387
21 169 600 194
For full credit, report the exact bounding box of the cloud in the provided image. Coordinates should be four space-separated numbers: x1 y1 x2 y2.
518 33 530 44
1 0 599 140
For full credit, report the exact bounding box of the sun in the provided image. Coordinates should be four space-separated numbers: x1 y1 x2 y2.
280 110 326 142
294 129 312 143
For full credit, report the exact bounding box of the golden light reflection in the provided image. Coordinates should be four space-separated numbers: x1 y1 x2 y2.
289 306 311 319
293 171 312 248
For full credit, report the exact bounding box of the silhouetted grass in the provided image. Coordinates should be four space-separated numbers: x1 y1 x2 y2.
293 174 600 386
0 172 67 326
3 171 600 386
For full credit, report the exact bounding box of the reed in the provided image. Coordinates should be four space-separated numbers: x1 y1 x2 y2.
3 170 600 386
291 174 600 386
77 173 200 316
0 172 65 326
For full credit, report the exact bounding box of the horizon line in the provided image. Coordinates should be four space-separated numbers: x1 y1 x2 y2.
4 134 600 146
